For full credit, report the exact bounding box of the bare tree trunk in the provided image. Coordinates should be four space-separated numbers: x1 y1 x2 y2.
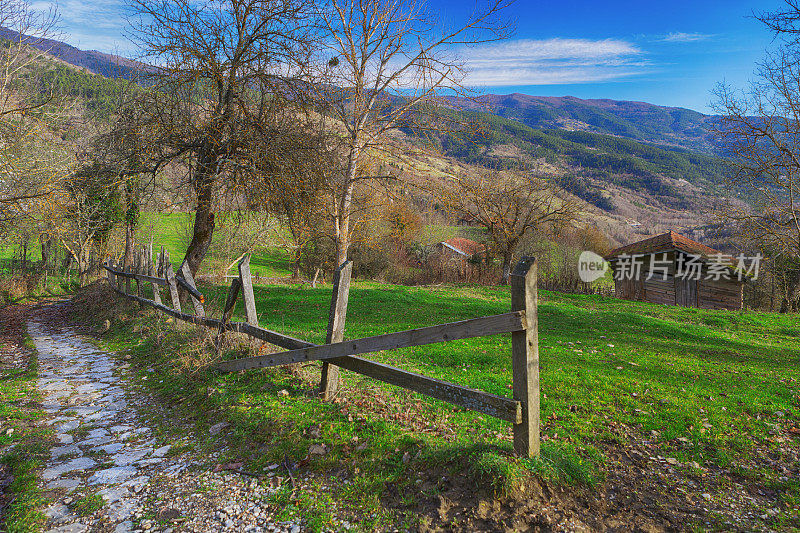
123 222 135 269
292 248 302 279
78 252 89 287
334 149 359 267
183 171 216 276
500 252 513 285
40 236 52 272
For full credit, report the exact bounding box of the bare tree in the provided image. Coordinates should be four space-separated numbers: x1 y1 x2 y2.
123 0 313 275
0 0 72 229
244 110 333 279
713 1 800 310
436 169 580 284
310 0 514 266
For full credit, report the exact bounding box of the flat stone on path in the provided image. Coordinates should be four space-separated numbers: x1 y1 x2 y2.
46 478 81 492
51 444 81 458
114 521 134 533
152 445 171 457
107 499 137 521
44 503 71 521
98 485 130 504
112 448 151 466
92 442 125 454
44 524 88 533
42 457 97 481
88 466 137 485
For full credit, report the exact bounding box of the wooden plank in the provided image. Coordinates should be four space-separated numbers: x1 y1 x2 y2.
222 278 242 321
227 322 313 350
237 255 258 326
330 355 521 423
510 256 540 459
111 285 221 328
216 311 526 372
164 258 182 313
321 261 352 400
215 277 242 351
102 265 167 286
179 262 205 317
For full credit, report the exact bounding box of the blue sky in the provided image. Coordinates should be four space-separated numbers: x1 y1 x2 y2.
35 0 784 113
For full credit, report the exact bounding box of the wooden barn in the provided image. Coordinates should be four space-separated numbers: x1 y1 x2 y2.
605 231 746 310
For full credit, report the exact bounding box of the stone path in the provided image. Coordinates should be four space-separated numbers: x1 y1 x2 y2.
31 318 162 532
29 314 307 533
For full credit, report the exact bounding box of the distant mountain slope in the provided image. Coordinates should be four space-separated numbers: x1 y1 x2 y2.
0 27 141 79
445 93 719 154
425 107 734 206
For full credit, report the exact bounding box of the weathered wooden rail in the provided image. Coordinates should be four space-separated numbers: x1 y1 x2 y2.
103 249 541 457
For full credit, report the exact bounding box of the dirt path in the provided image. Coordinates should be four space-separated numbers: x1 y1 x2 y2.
29 302 304 533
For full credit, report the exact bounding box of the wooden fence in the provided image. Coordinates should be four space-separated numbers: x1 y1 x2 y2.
103 248 541 458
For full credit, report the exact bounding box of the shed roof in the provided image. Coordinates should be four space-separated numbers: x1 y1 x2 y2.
605 231 726 261
441 238 486 257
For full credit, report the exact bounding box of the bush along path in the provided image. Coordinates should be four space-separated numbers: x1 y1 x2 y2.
28 302 307 533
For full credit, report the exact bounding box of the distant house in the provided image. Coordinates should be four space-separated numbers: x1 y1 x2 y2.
429 238 487 280
605 231 747 310
435 238 486 261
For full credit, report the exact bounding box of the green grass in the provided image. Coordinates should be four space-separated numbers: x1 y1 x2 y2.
87 279 800 529
136 212 294 278
71 492 104 516
0 332 50 533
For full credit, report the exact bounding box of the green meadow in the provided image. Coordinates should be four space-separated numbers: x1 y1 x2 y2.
89 278 800 529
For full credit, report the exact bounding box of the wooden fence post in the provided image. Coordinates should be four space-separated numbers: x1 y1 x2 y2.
510 256 540 458
237 255 258 326
135 248 144 300
215 277 242 351
320 260 352 400
179 261 205 317
164 253 182 313
115 258 124 292
125 256 132 294
151 248 162 305
105 259 114 286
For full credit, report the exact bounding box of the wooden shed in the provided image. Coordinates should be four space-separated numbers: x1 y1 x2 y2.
605 231 745 310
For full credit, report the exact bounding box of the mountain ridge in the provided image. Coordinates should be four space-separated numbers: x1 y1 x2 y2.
0 27 141 79
444 93 719 154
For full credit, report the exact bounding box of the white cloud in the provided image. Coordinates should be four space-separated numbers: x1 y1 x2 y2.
658 32 714 43
29 0 134 54
459 38 648 86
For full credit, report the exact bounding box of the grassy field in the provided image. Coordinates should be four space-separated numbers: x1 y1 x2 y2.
83 277 800 530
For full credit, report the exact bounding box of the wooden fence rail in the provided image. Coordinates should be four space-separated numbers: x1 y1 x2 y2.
103 251 541 457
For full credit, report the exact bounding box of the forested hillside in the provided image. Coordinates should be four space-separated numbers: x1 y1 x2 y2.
424 107 737 213
445 93 719 153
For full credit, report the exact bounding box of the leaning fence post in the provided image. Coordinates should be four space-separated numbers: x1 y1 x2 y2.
179 261 205 317
320 260 352 400
510 256 540 458
105 259 114 286
215 277 242 351
164 254 182 313
237 255 258 326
